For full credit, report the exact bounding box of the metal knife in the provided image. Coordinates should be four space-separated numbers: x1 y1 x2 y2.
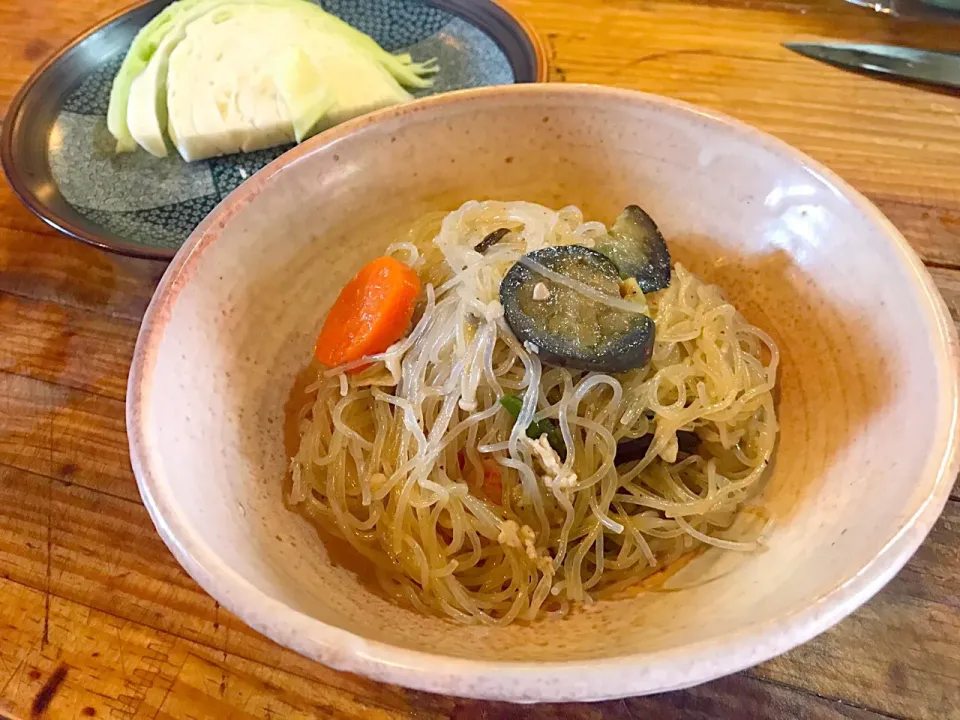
784 41 960 90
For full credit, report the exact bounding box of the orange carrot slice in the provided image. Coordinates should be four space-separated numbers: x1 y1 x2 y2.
481 459 503 505
314 256 421 373
457 450 503 505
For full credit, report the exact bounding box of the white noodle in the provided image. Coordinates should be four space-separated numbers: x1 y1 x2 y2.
289 201 779 624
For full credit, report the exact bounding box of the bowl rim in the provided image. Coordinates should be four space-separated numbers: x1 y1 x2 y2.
127 82 960 702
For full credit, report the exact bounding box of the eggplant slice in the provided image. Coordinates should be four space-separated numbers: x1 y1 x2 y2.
593 205 671 293
615 430 700 465
500 245 655 373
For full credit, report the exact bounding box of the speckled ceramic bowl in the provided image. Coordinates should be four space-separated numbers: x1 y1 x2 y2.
127 84 960 702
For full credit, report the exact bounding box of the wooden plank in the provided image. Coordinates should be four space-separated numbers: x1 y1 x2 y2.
517 0 960 266
755 501 960 720
0 466 47 591
0 197 164 321
927 268 960 501
876 199 960 271
0 0 132 110
929 267 960 328
429 675 894 719
0 0 957 714
0 465 219 646
0 464 951 718
0 373 136 501
0 466 432 712
0 580 45 704
613 676 891 720
0 291 139 402
0 532 896 719
0 578 424 720
889 498 960 612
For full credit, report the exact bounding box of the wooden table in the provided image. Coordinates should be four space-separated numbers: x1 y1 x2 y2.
0 0 958 717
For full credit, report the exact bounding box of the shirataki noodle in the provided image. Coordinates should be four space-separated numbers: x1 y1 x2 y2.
289 200 779 624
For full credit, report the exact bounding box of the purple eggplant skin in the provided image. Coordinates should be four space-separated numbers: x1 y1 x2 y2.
593 205 671 293
499 244 655 373
615 430 700 465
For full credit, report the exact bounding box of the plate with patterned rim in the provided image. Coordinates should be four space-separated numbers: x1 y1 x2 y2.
1 0 547 260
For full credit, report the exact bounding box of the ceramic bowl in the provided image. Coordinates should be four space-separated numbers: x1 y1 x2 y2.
127 84 960 702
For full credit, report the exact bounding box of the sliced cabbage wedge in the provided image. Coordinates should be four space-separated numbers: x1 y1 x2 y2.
166 7 296 160
106 0 190 152
107 0 438 159
125 28 180 157
163 5 415 161
275 48 334 143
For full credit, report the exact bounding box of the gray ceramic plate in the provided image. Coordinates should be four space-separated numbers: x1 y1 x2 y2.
1 0 546 259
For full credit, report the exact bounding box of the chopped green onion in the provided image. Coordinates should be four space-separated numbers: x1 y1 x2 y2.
498 394 567 460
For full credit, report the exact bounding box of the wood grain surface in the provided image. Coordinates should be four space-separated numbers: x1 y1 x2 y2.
1 0 959 717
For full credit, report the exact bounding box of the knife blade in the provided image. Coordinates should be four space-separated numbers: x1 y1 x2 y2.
784 41 960 90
